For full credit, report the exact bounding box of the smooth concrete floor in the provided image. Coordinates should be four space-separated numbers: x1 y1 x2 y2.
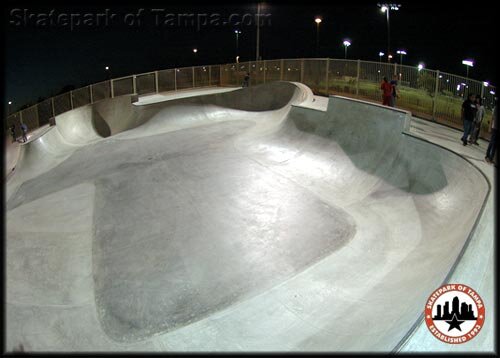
4 83 494 352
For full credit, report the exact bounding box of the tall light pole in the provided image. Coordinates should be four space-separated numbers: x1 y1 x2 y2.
193 48 198 65
396 50 406 80
8 101 12 115
343 40 351 59
378 52 384 80
396 50 407 66
462 60 473 98
315 17 322 56
234 30 241 61
105 66 111 80
378 3 401 62
462 59 474 85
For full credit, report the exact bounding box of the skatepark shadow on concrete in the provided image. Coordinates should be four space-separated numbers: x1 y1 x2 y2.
284 97 451 195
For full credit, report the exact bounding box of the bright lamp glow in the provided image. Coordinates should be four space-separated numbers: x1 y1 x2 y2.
105 66 109 70
417 63 424 71
8 101 12 105
396 50 407 55
462 59 474 67
315 17 322 24
490 90 496 95
193 48 198 53
378 3 401 12
343 40 351 47
379 52 384 57
483 81 489 87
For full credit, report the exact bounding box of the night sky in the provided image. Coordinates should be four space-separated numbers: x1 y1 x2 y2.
3 1 497 113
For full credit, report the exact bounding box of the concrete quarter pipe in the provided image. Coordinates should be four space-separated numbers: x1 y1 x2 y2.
5 82 489 351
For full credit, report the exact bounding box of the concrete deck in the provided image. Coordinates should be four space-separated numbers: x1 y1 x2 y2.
4 82 494 352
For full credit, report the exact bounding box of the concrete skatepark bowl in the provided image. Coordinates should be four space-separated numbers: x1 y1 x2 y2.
5 82 489 352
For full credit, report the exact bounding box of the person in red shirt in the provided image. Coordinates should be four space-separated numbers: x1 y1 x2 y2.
380 77 393 106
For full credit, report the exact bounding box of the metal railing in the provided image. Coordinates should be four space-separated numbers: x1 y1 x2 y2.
5 58 496 141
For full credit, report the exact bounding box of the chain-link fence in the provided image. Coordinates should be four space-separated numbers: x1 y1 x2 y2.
5 58 496 141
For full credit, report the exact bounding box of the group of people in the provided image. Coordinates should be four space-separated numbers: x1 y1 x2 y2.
461 93 485 146
380 75 496 164
461 93 497 164
380 75 399 107
9 123 28 143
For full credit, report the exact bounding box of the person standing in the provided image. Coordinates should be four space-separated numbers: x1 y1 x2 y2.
20 122 28 143
485 102 497 164
380 77 393 106
469 96 485 144
461 93 476 146
242 72 250 87
9 124 17 143
389 75 399 107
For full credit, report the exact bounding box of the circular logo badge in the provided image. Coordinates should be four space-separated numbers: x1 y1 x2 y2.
425 283 485 344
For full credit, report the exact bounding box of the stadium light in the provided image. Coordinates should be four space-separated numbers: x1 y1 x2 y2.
377 3 401 62
343 40 351 59
315 17 322 55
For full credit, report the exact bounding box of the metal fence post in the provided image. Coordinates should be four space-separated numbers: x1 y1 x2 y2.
280 59 284 81
70 90 74 109
300 59 304 83
480 82 485 99
132 76 137 95
263 60 267 84
155 71 159 93
432 70 440 121
110 79 115 98
174 69 178 90
325 58 330 95
208 66 212 86
356 59 361 97
90 85 94 103
192 67 195 88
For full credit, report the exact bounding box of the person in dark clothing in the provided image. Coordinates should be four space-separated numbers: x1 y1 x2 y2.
242 72 250 87
10 124 17 143
461 93 477 146
485 102 497 164
469 96 485 144
389 75 399 107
